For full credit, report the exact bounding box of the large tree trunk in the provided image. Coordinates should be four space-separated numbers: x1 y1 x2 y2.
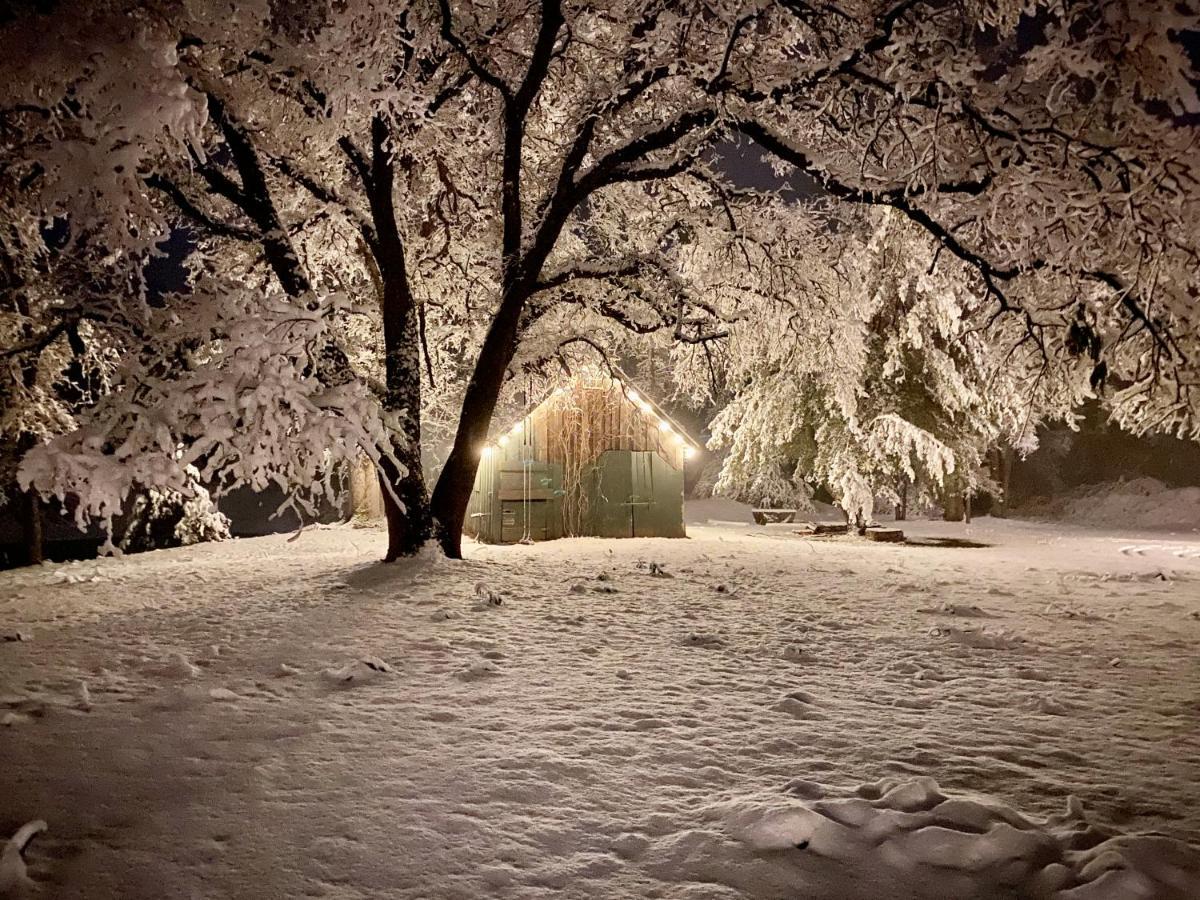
429 284 528 559
376 286 430 560
363 114 432 560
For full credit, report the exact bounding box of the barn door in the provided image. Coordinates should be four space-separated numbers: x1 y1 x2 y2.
587 450 685 538
630 451 684 537
627 451 654 536
589 450 635 537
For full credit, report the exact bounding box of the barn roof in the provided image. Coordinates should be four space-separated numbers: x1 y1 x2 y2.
487 369 702 453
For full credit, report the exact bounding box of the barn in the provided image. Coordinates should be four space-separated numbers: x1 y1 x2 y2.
464 374 699 543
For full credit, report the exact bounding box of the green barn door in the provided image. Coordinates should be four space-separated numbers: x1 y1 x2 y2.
631 451 685 538
628 451 653 536
589 450 635 537
587 451 685 538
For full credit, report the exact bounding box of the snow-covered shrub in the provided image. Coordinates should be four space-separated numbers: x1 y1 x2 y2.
119 468 232 553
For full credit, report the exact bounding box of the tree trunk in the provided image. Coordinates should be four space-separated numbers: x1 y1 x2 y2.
379 448 429 560
895 478 908 521
430 284 529 558
943 491 965 522
361 114 432 560
375 294 430 560
996 446 1014 517
20 488 43 566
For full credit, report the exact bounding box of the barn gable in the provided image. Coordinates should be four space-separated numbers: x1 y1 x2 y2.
465 374 698 543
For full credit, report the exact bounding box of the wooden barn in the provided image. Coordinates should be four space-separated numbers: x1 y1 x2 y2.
464 375 699 543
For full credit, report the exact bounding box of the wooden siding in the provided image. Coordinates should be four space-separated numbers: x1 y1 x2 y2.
474 377 689 540
524 379 687 472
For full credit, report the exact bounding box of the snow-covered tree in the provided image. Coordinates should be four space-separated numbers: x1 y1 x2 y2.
3 0 1197 561
706 212 1090 521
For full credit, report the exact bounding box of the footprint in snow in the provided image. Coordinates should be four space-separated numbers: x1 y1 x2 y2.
781 643 811 662
473 583 504 607
454 659 502 681
321 656 395 686
773 691 823 719
931 626 1024 650
159 652 202 679
683 632 725 649
917 602 995 618
1026 695 1072 716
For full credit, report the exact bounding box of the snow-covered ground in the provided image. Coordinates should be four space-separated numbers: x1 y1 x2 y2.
1014 477 1200 535
2 510 1199 899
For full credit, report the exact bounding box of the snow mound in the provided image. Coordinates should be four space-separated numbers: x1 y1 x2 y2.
0 819 47 898
454 659 502 681
932 626 1025 650
1017 478 1200 533
715 777 1200 899
321 656 395 686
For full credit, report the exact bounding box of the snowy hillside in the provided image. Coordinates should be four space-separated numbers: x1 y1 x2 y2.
1015 478 1200 534
2 518 1199 898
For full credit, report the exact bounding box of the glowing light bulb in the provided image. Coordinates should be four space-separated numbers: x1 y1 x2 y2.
627 390 641 404
672 432 685 444
683 446 696 459
657 420 670 432
511 421 524 435
498 435 509 447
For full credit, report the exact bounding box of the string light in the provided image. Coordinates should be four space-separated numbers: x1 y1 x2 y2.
498 435 509 448
683 446 697 459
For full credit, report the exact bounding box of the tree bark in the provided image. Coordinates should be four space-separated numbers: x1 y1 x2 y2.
429 282 529 558
996 446 1014 517
20 488 43 566
360 115 432 559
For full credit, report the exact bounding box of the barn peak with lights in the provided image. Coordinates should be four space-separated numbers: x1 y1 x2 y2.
464 373 699 543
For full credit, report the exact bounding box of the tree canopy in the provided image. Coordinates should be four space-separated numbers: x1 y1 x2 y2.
2 0 1197 554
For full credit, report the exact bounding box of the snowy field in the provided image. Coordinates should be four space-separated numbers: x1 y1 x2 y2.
2 509 1200 899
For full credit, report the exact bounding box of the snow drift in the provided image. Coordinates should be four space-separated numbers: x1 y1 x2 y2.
1016 478 1200 533
712 776 1200 899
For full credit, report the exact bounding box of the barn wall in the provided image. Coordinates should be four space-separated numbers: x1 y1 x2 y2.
519 378 687 537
